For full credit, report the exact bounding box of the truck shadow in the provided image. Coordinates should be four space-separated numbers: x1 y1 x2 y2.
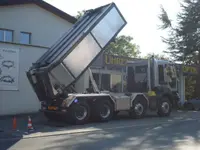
39 116 200 150
36 110 199 133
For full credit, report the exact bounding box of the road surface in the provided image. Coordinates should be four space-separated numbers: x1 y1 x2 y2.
1 111 200 150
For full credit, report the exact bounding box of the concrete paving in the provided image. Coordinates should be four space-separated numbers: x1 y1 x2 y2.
1 112 200 150
1 111 200 150
0 110 199 139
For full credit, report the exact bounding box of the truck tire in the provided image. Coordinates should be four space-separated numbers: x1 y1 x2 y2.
92 100 114 122
157 96 172 117
129 95 147 119
68 101 91 125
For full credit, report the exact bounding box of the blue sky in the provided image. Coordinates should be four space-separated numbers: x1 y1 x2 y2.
45 0 181 56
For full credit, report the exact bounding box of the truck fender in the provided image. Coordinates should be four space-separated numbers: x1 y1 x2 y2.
160 93 173 107
130 93 149 107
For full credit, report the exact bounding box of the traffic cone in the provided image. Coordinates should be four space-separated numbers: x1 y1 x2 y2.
27 116 34 132
12 116 17 131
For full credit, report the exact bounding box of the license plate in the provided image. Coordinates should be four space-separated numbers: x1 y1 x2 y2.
48 106 57 110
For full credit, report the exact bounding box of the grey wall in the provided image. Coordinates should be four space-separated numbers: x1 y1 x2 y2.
0 4 73 47
0 43 47 115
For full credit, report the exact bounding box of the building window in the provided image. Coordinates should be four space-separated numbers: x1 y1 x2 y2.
89 73 100 89
110 74 122 92
0 29 13 42
20 32 31 44
101 74 110 91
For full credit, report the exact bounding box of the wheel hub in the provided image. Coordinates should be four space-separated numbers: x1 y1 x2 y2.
100 104 111 118
161 102 169 113
134 103 143 115
75 106 87 120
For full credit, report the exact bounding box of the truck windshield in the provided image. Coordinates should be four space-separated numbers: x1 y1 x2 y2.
127 65 148 93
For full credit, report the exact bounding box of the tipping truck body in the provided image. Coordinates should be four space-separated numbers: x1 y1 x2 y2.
27 3 177 125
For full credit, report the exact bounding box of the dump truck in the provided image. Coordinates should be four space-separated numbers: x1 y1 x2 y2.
27 3 180 125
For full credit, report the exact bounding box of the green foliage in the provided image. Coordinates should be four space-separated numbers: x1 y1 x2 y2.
143 53 170 60
104 35 140 57
76 10 86 19
158 0 200 64
158 5 172 30
158 0 200 98
185 76 196 100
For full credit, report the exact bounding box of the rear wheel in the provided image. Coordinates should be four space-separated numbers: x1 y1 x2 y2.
92 100 114 122
157 97 172 117
67 101 91 125
129 95 147 119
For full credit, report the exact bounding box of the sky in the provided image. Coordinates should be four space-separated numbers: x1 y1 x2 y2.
45 0 181 57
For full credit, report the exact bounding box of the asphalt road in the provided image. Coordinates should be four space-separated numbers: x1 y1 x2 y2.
1 111 200 150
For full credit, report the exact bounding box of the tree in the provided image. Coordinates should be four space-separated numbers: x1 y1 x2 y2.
158 0 200 98
158 0 200 64
76 11 140 58
104 35 140 57
76 10 86 19
143 52 170 60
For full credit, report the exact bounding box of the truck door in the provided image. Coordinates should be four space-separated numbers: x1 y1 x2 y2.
127 60 148 93
156 62 178 92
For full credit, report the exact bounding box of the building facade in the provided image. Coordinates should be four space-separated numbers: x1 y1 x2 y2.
0 0 136 116
0 0 77 115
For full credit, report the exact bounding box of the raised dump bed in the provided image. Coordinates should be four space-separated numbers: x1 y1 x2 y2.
27 3 127 102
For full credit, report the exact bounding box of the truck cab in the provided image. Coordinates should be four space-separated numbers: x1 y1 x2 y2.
126 57 180 108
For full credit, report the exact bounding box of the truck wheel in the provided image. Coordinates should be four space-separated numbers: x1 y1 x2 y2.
129 96 147 119
157 97 172 117
68 101 91 125
92 100 114 122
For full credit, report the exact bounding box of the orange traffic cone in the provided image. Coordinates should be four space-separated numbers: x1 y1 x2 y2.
27 116 34 132
12 116 17 131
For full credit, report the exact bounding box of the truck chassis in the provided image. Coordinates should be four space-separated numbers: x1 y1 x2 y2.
41 92 172 125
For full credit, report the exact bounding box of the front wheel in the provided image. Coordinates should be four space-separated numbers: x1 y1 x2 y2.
157 97 172 117
129 95 147 119
67 101 91 125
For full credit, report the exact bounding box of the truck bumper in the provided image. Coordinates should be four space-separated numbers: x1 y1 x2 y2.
39 109 68 115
